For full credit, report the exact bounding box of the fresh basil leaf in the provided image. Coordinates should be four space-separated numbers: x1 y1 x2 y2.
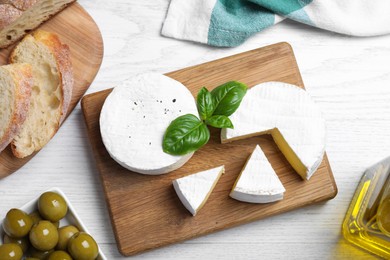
205 115 233 129
163 114 210 155
197 87 214 120
211 81 247 116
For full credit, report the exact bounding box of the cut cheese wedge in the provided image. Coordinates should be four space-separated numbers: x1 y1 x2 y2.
173 165 224 216
100 73 198 175
221 82 326 180
230 145 285 203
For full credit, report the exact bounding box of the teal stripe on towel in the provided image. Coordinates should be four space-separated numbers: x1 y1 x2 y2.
250 0 313 15
251 0 314 25
208 0 275 47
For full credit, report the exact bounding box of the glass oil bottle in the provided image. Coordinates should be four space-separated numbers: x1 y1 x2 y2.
343 156 390 258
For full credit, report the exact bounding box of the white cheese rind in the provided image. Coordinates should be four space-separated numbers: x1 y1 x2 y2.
230 145 285 203
221 82 326 180
100 73 198 175
173 165 224 216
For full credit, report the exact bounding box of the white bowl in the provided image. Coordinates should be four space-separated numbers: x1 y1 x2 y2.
0 187 106 260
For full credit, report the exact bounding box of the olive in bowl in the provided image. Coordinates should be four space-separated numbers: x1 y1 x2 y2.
38 192 68 222
29 221 59 251
3 209 33 238
68 232 98 260
57 225 79 251
47 250 73 260
0 243 23 259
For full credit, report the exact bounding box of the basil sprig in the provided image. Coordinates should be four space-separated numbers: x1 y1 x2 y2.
163 81 247 156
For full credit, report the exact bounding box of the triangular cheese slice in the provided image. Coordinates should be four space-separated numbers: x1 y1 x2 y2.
173 165 224 216
230 145 285 203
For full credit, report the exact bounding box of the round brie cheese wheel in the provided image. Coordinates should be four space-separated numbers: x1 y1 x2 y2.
100 73 198 175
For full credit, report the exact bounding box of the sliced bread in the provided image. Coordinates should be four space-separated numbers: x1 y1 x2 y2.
0 0 75 48
10 30 73 158
0 64 33 153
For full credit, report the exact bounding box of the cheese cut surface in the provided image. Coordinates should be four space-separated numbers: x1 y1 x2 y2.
230 145 285 203
173 165 224 216
221 82 326 180
100 73 198 175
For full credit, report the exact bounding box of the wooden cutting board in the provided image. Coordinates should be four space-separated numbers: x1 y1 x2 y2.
0 3 103 179
81 42 338 256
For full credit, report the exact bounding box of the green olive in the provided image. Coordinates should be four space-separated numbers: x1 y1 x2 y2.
25 258 40 260
68 232 98 260
56 225 79 250
28 247 54 259
3 208 33 238
3 234 29 252
47 250 73 260
0 243 23 260
29 221 59 251
29 211 43 225
38 192 68 222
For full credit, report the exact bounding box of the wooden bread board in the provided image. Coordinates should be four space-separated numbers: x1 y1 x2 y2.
81 42 338 256
0 3 103 178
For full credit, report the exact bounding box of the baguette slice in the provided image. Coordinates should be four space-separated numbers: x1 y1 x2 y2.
0 64 33 153
10 30 73 158
0 0 75 48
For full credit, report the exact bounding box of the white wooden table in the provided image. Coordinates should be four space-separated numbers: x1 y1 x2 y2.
1 1 389 259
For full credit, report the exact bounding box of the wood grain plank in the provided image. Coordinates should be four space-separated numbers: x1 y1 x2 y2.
0 3 103 178
81 42 337 256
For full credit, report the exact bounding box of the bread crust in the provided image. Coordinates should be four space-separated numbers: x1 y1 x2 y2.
0 0 38 30
9 30 73 158
0 64 32 153
0 0 75 48
0 3 22 30
0 0 38 11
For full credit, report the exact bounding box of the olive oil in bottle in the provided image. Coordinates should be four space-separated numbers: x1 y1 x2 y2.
377 184 390 236
343 157 390 258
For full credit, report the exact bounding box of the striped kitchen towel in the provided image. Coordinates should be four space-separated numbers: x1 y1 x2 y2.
162 0 390 47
